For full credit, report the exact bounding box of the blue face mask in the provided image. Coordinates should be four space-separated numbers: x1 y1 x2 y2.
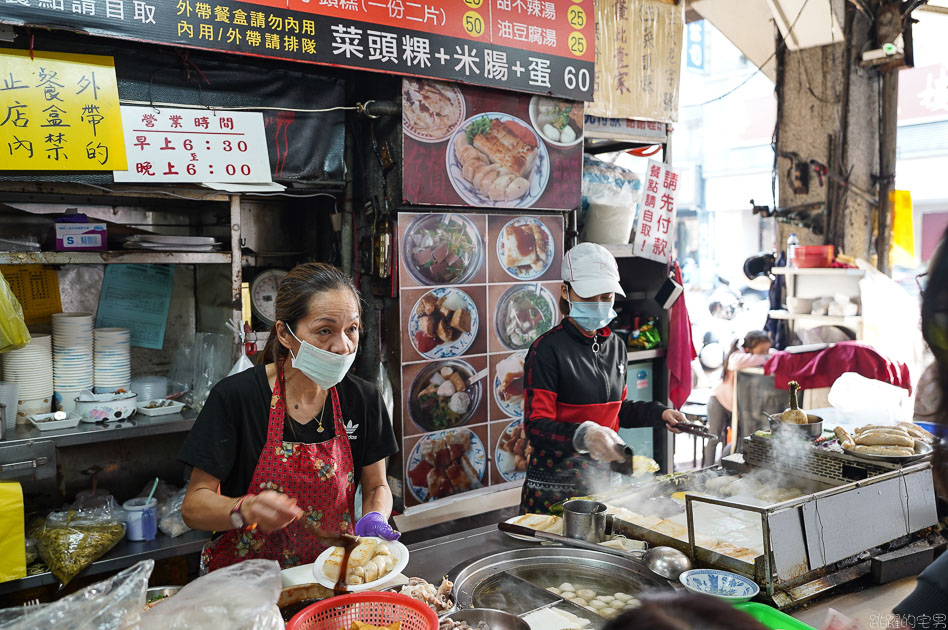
568 299 617 332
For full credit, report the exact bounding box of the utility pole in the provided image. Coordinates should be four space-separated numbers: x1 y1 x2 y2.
876 67 899 275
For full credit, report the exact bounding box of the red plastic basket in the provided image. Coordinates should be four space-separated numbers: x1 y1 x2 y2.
287 592 439 630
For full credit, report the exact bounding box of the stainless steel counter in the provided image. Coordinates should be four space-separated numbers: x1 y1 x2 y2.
3 412 196 448
404 524 921 627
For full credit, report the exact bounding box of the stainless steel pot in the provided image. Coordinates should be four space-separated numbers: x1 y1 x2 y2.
562 499 612 543
766 413 824 439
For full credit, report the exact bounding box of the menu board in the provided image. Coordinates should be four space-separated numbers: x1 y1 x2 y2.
398 211 563 508
402 78 583 211
0 0 595 100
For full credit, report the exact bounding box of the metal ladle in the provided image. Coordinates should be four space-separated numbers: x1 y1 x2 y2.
498 522 692 580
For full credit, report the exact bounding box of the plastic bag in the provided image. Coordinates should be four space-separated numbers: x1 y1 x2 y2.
827 372 910 427
227 352 254 377
35 506 127 585
191 333 232 412
158 486 191 538
0 271 30 354
581 154 643 207
0 560 152 630
141 559 282 630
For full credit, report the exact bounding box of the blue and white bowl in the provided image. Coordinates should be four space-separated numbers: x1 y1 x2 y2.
679 569 760 602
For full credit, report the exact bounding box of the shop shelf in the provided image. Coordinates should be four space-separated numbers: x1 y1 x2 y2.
768 310 862 326
772 267 865 277
0 251 232 265
4 411 197 448
0 529 211 595
627 348 667 361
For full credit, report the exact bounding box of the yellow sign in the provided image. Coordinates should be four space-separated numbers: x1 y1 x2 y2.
890 190 915 267
0 265 62 326
0 48 126 171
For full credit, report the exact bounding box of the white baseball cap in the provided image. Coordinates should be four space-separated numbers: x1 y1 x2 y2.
561 242 626 298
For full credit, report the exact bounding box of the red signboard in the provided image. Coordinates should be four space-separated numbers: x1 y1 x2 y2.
0 0 595 100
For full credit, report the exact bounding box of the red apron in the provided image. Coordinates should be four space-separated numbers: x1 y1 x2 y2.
205 361 356 571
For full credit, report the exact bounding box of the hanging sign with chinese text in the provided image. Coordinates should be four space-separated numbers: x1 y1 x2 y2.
634 159 679 263
0 0 595 101
0 48 126 171
113 106 272 183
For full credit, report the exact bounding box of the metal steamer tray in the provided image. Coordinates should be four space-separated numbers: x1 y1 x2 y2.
601 438 939 609
448 548 672 628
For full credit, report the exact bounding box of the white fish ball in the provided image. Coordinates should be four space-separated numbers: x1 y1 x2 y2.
559 583 575 592
597 596 614 604
571 598 587 607
584 606 596 613
601 608 618 617
436 381 457 397
613 593 631 602
546 587 561 595
439 367 454 378
589 600 607 609
561 592 575 600
542 123 561 142
577 589 596 600
560 125 577 144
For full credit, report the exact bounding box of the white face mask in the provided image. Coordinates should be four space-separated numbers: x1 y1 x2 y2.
286 325 356 389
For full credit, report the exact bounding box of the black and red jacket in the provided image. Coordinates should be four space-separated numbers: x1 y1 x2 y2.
519 319 666 513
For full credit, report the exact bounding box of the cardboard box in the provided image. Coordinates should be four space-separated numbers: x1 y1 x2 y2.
54 223 107 251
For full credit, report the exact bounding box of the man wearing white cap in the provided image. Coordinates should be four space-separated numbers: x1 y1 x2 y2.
520 243 684 513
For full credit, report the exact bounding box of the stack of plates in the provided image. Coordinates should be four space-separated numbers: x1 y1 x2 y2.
123 235 221 252
52 312 94 412
131 375 168 400
0 381 18 431
1 335 53 422
94 328 131 393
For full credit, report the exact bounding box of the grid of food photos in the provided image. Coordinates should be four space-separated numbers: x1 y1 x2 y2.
398 212 564 507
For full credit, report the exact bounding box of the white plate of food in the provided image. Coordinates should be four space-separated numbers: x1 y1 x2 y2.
446 112 550 208
405 428 486 503
496 216 554 280
136 399 185 416
312 537 410 592
502 514 564 542
402 79 466 143
529 96 584 148
402 213 483 286
494 284 556 351
493 351 527 417
409 287 479 359
408 359 483 433
495 417 531 482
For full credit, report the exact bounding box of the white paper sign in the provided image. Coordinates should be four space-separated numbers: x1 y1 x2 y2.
113 106 271 183
634 159 680 263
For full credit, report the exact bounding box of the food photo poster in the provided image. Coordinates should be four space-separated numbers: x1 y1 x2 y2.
402 78 583 211
398 212 564 507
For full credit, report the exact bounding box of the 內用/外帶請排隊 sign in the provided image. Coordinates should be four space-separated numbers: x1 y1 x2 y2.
0 0 595 101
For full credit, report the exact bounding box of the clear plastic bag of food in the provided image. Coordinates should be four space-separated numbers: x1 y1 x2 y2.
141 559 282 630
581 154 643 207
158 486 191 539
0 559 152 630
35 506 126 586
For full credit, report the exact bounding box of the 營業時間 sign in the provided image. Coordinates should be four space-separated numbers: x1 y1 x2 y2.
0 0 595 101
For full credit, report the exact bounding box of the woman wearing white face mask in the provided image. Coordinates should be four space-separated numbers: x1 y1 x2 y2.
520 243 685 514
179 263 398 572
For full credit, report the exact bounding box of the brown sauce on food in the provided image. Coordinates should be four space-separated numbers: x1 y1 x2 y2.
513 225 536 257
334 536 360 595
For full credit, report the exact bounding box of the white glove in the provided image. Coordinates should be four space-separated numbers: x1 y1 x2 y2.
573 421 627 462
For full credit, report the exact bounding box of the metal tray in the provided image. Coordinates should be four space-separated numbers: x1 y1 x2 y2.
448 547 672 620
841 440 933 464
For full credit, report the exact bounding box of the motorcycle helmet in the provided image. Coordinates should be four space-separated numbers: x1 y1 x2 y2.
743 253 776 292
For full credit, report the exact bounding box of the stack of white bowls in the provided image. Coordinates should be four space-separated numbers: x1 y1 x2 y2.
52 312 95 412
0 381 18 431
93 328 131 393
1 335 53 422
131 375 168 401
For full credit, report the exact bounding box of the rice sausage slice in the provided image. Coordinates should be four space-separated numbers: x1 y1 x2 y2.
854 432 914 447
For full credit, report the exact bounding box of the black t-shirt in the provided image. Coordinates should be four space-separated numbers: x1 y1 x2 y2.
177 365 398 499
